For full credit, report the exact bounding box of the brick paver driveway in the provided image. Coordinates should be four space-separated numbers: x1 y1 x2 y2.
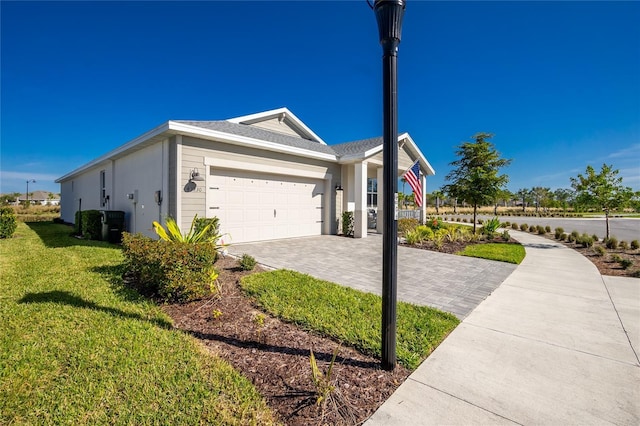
231 233 516 319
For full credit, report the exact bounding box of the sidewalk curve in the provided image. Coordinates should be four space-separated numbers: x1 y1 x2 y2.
366 230 640 425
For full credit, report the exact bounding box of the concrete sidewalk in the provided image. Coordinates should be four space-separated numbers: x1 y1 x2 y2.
365 230 640 425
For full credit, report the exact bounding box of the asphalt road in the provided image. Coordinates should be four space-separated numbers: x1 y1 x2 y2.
447 214 640 242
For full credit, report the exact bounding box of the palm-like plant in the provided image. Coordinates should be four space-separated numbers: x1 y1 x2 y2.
153 215 226 249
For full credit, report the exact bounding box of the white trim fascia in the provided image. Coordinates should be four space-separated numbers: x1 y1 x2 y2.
226 107 327 145
169 121 337 162
55 121 172 182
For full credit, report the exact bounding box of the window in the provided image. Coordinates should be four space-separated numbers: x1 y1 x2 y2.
367 178 377 208
100 170 106 206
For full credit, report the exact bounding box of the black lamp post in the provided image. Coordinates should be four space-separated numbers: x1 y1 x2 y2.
374 0 405 371
26 179 36 204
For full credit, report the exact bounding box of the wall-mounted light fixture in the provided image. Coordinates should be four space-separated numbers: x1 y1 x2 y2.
190 168 205 182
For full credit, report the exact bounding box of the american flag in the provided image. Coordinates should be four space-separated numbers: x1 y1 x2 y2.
403 160 422 207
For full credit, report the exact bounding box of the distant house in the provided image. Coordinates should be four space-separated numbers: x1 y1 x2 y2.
18 191 60 206
56 108 435 243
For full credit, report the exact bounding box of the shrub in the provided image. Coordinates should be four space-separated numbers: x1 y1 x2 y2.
545 225 551 233
0 206 17 238
591 234 599 242
577 234 593 248
567 233 576 243
501 230 511 241
238 254 257 271
481 217 501 238
593 245 606 256
81 210 102 240
194 216 220 242
426 216 443 231
121 233 219 302
560 233 567 241
619 259 633 270
605 237 618 250
619 241 629 251
405 226 434 245
536 225 546 235
571 230 580 238
529 225 537 233
610 254 622 263
520 223 529 231
342 211 354 237
511 223 519 230
504 221 511 227
631 240 639 250
554 227 564 236
398 218 419 236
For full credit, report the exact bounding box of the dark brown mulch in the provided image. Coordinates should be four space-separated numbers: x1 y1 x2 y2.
162 256 410 426
549 238 640 278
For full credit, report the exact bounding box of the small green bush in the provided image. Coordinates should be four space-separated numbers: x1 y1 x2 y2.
342 211 354 237
481 217 501 237
605 237 618 250
520 223 529 231
560 233 567 241
593 245 606 256
591 234 599 242
571 230 580 238
611 254 623 263
529 224 537 233
238 254 257 271
426 216 444 231
631 240 639 250
511 223 519 230
0 207 17 238
619 241 629 250
398 218 419 236
567 233 576 243
577 234 593 248
536 225 546 235
545 225 551 233
619 259 633 270
501 230 511 241
554 227 564 238
81 210 102 240
121 233 219 302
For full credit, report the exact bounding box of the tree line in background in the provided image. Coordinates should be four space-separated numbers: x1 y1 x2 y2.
400 133 638 238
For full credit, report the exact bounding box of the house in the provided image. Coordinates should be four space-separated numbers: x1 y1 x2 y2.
18 190 60 206
56 108 435 243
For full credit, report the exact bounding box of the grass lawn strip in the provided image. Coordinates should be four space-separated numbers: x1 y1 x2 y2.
0 222 276 425
241 270 460 370
457 242 526 264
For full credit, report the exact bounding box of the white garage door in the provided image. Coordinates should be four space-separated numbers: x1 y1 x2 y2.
208 169 324 243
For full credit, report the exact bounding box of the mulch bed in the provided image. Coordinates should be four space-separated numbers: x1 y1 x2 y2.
160 233 637 425
162 256 410 426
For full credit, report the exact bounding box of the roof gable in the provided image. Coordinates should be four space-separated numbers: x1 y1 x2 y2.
226 107 326 145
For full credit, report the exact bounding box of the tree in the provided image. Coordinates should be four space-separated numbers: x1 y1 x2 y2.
443 133 511 232
431 190 444 215
530 187 551 213
515 188 532 212
570 164 634 239
552 188 574 211
493 188 512 215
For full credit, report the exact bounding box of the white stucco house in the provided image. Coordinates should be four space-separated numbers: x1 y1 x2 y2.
56 108 434 243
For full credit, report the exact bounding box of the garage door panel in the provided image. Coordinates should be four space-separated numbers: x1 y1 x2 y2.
208 168 324 243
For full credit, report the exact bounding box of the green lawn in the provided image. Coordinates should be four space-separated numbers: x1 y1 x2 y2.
0 222 276 425
457 242 526 264
241 270 460 370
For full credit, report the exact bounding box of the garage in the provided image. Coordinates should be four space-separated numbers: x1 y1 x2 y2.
207 169 325 243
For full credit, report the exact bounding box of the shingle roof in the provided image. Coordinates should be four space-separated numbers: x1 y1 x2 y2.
175 120 337 156
331 136 383 157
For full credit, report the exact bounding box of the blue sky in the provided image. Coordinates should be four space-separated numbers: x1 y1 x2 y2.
1 1 639 196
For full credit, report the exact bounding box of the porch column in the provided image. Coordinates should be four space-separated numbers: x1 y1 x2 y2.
376 166 384 233
421 172 427 224
354 161 368 238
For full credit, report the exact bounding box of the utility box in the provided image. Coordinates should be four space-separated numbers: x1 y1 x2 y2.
100 210 125 243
